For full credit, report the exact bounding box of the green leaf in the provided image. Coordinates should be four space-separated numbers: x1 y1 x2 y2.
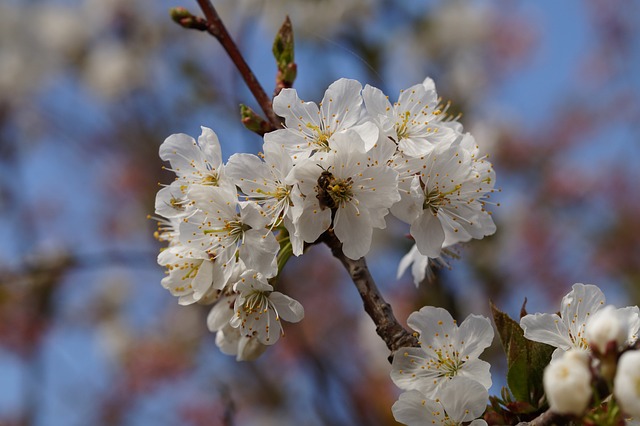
490 301 554 408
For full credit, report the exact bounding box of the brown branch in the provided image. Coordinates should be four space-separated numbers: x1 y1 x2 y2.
516 410 567 426
320 230 418 358
191 0 282 130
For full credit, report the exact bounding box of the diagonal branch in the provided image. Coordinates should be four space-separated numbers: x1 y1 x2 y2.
191 0 282 130
320 230 418 357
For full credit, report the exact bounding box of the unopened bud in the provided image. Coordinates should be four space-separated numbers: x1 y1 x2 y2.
586 305 628 355
272 16 296 95
169 7 208 31
240 104 272 135
614 350 640 417
543 349 592 416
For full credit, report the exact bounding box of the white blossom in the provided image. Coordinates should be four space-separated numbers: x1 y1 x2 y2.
363 80 456 157
521 283 639 358
289 130 399 259
390 139 496 258
543 349 592 416
225 141 305 253
391 306 493 397
392 377 488 426
229 270 304 345
268 78 378 162
615 350 640 418
159 126 230 191
157 245 226 305
180 185 279 279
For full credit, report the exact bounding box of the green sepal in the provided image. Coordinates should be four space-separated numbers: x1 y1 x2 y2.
240 104 271 136
490 301 554 408
276 227 294 275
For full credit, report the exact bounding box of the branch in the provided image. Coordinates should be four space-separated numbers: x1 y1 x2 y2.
184 1 282 130
320 231 418 358
516 410 567 426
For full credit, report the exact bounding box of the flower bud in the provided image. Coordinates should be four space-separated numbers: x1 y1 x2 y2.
543 349 592 416
586 305 628 355
614 350 640 418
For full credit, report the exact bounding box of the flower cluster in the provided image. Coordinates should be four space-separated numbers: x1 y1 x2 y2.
522 283 640 420
153 77 496 358
390 306 494 425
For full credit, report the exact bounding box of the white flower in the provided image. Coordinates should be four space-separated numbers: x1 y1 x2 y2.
153 215 181 245
397 243 454 287
267 78 378 162
392 377 488 426
157 245 226 305
543 349 592 416
229 270 304 345
615 350 640 418
363 80 456 157
154 181 193 219
180 185 280 279
225 141 305 253
521 283 639 358
159 126 231 190
391 306 493 397
289 130 399 259
390 139 496 258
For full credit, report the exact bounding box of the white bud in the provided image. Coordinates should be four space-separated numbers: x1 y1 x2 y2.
543 349 592 416
614 350 640 418
586 305 628 354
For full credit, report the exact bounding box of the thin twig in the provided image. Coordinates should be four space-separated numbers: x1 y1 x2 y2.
193 0 282 130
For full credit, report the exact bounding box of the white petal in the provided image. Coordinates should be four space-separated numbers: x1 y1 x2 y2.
391 347 439 394
269 292 304 323
239 200 270 230
272 88 321 130
159 132 198 170
154 182 189 218
350 121 380 150
207 295 236 331
458 314 494 359
411 211 445 258
239 230 279 278
392 390 443 426
520 313 572 350
440 377 489 422
320 78 363 134
561 283 605 333
225 153 269 190
362 84 393 123
198 126 222 167
408 306 457 341
333 203 373 259
458 358 492 390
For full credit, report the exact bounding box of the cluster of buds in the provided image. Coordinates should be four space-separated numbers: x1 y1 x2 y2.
521 283 640 421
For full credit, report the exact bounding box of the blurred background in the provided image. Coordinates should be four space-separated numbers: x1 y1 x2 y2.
1 0 639 424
